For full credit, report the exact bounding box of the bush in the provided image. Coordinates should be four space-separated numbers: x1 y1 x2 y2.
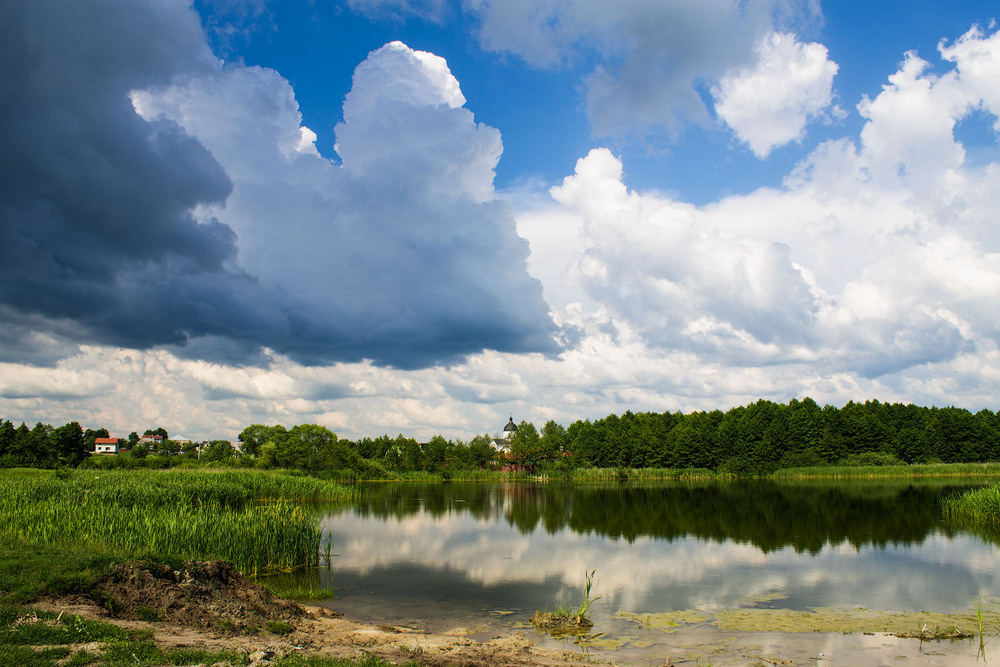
838 452 905 467
777 448 829 470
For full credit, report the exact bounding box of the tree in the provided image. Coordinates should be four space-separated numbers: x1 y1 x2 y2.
28 422 53 466
201 440 235 462
508 421 540 470
467 434 496 469
0 420 15 459
238 424 282 458
50 421 87 466
277 424 337 470
540 420 567 462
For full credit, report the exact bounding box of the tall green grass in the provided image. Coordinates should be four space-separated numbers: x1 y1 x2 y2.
774 462 1000 479
0 469 349 572
942 483 1000 524
569 467 717 482
383 467 719 483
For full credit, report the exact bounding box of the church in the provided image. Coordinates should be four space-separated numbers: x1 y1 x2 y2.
491 416 517 453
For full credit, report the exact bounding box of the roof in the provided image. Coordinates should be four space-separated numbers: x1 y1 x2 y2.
503 417 517 432
94 437 118 444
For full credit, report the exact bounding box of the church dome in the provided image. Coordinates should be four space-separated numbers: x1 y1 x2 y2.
503 417 517 432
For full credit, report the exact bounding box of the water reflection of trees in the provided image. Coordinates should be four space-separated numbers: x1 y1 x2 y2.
346 481 986 553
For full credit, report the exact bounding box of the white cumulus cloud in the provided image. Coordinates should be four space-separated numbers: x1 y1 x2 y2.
713 32 840 158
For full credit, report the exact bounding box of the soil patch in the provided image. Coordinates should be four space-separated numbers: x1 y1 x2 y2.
92 560 302 631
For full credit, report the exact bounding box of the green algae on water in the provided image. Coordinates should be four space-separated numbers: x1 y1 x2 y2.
616 610 709 632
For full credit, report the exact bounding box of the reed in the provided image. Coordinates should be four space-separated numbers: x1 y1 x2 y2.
0 469 347 572
942 483 1000 524
570 467 716 482
774 462 1000 479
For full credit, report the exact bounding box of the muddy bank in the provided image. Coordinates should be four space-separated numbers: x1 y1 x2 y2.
37 560 596 667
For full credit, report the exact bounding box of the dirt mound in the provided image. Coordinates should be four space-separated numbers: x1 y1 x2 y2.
93 560 302 631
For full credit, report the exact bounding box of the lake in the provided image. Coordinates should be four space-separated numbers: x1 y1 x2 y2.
292 480 1000 665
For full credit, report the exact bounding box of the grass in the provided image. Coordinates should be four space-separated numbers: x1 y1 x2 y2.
774 462 1000 479
262 581 338 601
0 469 349 572
0 540 116 603
942 483 1000 524
570 467 716 482
0 469 392 665
0 605 130 645
0 602 416 666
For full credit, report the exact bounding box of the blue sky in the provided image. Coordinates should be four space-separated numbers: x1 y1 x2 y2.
2 0 1000 441
199 0 1000 202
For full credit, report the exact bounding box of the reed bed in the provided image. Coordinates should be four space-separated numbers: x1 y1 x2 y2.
774 462 1000 479
0 469 347 572
570 467 717 482
942 484 1000 524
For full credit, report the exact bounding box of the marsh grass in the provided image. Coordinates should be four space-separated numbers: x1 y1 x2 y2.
0 469 346 573
570 467 716 482
942 483 1000 525
775 462 1000 479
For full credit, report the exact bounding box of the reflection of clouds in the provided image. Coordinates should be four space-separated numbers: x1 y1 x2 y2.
323 510 1000 615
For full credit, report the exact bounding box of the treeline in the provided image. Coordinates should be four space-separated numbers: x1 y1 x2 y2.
0 420 90 468
6 398 1000 475
233 398 1000 476
0 421 184 468
559 398 1000 475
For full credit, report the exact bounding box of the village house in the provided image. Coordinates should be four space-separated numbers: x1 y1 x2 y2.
137 434 164 448
94 437 119 454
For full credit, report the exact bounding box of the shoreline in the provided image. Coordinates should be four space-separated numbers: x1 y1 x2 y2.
31 596 599 667
27 594 999 667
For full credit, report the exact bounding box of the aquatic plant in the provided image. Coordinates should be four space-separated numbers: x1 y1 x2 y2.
775 462 1000 480
570 467 716 483
531 569 602 634
942 483 1000 524
0 469 347 572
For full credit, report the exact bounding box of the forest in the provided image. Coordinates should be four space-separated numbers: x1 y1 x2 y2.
3 398 1000 476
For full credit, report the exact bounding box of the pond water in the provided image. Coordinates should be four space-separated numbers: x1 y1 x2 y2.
292 480 1000 665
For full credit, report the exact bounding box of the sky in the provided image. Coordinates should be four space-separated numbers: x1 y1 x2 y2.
2 0 1000 442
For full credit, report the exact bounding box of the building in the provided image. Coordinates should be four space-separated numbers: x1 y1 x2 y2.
492 416 517 453
138 434 164 447
94 437 119 454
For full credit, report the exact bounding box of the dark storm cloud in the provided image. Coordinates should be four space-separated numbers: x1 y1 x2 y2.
0 0 235 335
0 1 557 368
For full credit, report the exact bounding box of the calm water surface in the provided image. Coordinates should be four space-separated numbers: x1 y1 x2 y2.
299 480 1000 665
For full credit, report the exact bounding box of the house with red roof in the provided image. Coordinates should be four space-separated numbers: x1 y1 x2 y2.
94 437 119 454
